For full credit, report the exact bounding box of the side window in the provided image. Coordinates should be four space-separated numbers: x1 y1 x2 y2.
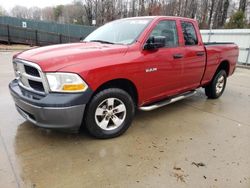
181 21 198 46
149 20 178 47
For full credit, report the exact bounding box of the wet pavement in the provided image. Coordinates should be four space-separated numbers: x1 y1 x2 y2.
0 51 250 188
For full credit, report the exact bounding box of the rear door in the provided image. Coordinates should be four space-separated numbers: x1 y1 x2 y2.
179 21 206 90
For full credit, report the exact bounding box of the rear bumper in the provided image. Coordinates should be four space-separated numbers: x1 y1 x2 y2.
9 79 93 132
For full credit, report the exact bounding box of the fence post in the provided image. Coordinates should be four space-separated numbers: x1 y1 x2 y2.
59 34 62 44
7 25 10 45
208 29 212 42
35 30 38 46
246 47 250 65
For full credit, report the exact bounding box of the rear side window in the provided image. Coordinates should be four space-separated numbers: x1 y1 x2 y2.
149 20 179 47
181 21 198 46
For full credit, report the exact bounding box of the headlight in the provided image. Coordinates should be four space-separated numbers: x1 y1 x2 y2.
46 73 88 92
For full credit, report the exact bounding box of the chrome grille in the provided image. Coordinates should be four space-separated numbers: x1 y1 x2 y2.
13 59 49 95
24 65 40 77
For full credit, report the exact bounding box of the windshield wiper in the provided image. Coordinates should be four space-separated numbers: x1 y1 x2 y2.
89 40 115 44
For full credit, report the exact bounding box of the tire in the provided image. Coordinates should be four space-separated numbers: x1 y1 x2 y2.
84 88 135 139
205 70 227 99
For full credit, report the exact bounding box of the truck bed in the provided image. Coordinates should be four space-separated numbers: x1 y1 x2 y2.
201 42 238 85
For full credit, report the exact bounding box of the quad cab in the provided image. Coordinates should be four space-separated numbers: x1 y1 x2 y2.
9 16 239 138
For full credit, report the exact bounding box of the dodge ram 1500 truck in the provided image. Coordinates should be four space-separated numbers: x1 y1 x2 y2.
9 16 239 138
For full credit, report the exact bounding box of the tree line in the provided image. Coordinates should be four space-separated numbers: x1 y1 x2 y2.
0 0 249 29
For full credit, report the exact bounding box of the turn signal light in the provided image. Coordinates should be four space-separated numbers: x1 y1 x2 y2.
62 84 85 91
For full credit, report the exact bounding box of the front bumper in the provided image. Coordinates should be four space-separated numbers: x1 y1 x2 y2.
9 79 93 132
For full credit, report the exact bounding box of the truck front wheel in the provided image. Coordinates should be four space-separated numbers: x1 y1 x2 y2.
205 70 227 99
84 88 135 138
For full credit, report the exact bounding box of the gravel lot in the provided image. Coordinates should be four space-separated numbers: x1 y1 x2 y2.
0 51 250 188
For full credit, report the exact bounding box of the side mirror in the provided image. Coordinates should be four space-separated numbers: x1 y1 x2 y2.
144 36 166 50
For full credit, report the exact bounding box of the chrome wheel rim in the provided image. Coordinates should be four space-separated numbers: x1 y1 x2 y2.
216 75 225 94
95 98 126 131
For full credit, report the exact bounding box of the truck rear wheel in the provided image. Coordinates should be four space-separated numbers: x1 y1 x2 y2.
205 70 227 99
84 88 135 139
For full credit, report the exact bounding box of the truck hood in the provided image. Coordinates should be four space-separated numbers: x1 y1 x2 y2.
16 42 129 71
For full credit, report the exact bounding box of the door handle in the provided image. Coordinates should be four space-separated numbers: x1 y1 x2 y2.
196 51 205 56
173 54 183 59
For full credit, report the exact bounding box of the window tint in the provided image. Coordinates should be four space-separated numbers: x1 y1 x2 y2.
149 20 178 47
181 21 198 45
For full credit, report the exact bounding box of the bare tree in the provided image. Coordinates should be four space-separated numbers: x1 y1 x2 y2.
6 0 245 29
41 7 55 21
53 5 64 23
221 0 230 25
213 0 222 28
239 0 247 13
183 0 189 17
208 0 216 28
199 0 209 28
131 0 136 17
83 0 94 25
0 6 7 16
11 5 29 19
28 7 42 20
62 1 85 24
139 0 145 16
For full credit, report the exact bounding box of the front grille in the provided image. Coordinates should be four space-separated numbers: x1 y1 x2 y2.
28 80 45 92
13 59 48 94
24 65 40 77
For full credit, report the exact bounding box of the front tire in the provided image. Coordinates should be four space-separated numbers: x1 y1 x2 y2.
205 70 227 99
85 88 135 139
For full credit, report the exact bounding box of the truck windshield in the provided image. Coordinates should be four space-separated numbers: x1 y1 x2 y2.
84 19 152 45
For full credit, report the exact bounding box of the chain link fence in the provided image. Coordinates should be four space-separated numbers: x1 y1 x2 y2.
0 16 96 46
0 24 83 46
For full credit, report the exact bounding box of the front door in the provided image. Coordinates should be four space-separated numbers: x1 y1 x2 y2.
141 19 185 103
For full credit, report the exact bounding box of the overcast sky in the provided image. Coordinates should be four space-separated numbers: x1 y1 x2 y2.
0 0 73 11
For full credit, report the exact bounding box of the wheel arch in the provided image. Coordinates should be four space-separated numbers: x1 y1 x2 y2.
216 60 230 76
92 78 139 106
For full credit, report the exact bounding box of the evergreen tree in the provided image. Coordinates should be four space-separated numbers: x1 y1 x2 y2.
225 11 247 29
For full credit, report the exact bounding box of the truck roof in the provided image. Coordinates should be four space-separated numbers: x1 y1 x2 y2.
121 16 196 22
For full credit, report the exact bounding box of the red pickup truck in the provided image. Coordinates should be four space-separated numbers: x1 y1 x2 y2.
9 16 239 138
